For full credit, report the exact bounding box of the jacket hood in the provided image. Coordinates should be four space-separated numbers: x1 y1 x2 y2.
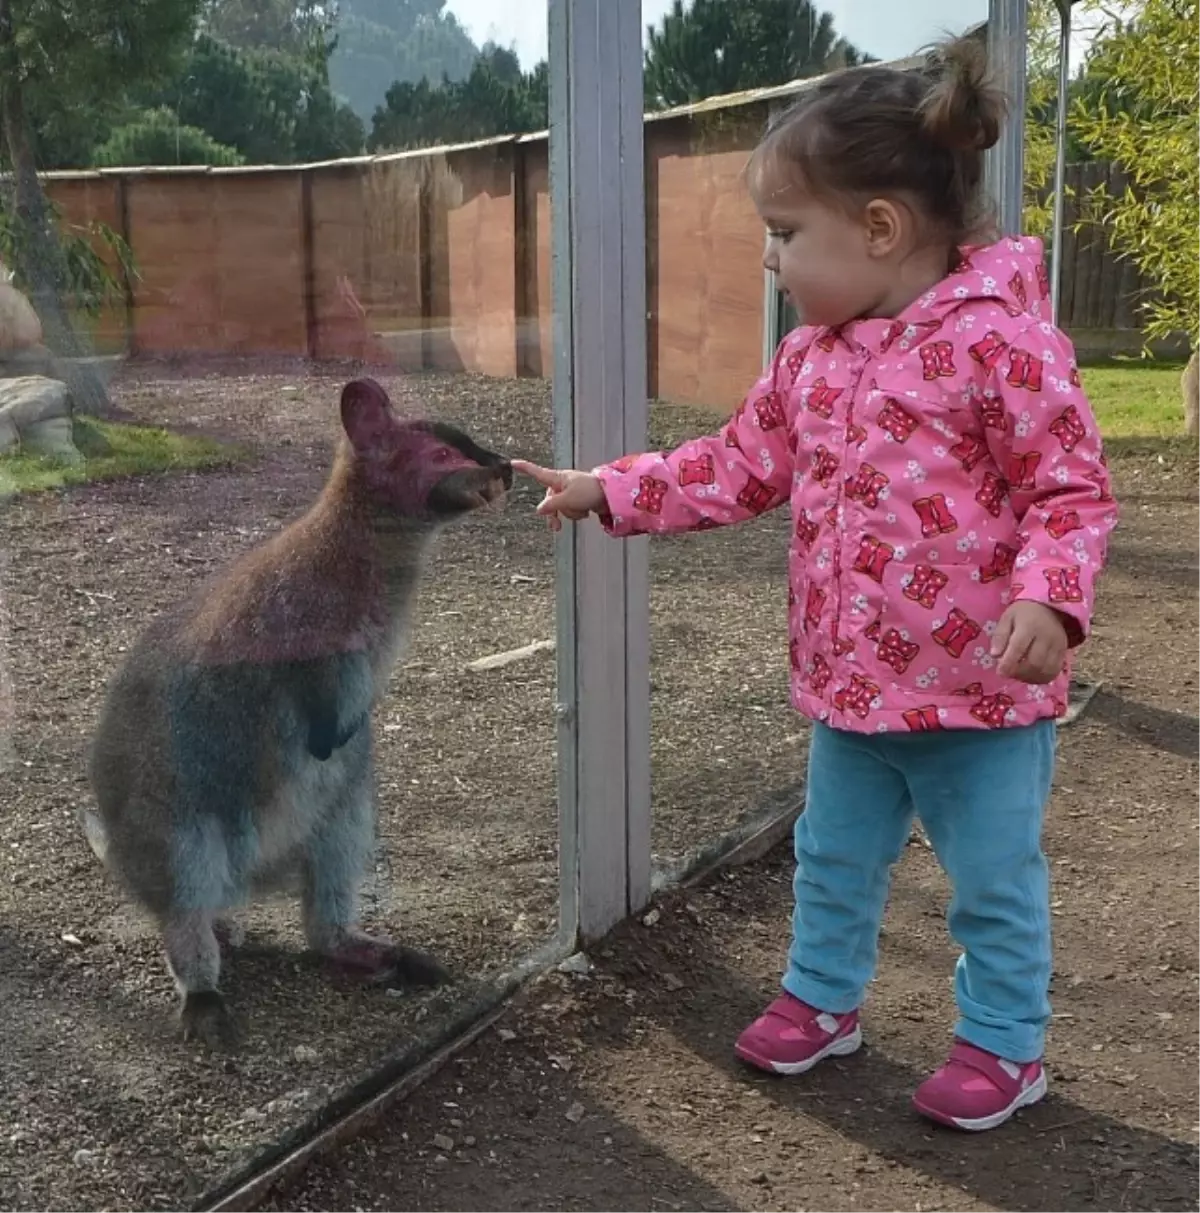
834 236 1051 355
913 235 1050 322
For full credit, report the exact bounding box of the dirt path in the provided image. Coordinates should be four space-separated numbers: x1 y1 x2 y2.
266 437 1200 1213
0 366 804 1210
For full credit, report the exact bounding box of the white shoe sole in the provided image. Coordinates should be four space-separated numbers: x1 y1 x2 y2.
766 1024 863 1076
917 1069 1048 1132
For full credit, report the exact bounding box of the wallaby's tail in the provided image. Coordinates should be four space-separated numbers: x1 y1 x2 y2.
79 806 109 866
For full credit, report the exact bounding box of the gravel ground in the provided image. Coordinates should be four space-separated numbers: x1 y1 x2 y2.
0 361 805 1210
259 430 1196 1213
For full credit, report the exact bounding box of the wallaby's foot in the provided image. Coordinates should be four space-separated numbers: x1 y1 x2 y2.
323 931 450 988
179 989 239 1050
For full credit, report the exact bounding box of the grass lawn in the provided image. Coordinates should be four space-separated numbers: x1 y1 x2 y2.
0 416 245 497
1081 360 1188 439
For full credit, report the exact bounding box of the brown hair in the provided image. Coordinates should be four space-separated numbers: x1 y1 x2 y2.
748 34 1009 246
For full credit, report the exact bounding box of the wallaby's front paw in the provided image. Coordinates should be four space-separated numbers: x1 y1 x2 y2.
179 990 240 1050
326 933 451 989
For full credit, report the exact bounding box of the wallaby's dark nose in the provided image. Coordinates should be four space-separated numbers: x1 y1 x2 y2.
498 460 514 490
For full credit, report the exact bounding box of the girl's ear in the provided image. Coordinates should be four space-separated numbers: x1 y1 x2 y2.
340 378 395 452
862 198 905 258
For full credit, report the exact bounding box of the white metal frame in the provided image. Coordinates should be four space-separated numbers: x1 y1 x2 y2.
986 0 1030 236
1048 0 1082 322
550 0 1046 947
549 0 651 946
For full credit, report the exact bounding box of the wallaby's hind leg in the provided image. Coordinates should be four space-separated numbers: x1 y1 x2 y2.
301 751 449 989
213 916 245 950
165 911 238 1048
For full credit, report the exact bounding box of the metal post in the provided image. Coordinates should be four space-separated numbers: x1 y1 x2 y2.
1050 0 1074 323
762 257 781 369
762 101 784 367
985 0 1029 236
548 0 651 946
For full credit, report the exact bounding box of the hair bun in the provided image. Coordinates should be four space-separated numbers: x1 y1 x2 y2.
919 35 1006 152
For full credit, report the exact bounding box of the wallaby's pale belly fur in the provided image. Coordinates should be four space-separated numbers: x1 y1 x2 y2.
87 547 423 915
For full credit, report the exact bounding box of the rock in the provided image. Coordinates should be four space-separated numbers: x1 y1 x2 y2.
0 277 43 353
557 951 592 976
565 1102 585 1124
0 345 55 380
432 1133 455 1152
293 1044 318 1063
0 376 82 464
1061 676 1102 727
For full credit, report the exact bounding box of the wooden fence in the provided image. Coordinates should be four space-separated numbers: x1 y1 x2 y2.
1052 161 1153 337
40 116 1174 412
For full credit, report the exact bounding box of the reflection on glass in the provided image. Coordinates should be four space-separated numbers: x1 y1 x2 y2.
0 3 556 1206
639 0 987 872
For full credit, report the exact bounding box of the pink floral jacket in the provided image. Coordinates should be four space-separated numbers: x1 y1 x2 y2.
594 237 1118 734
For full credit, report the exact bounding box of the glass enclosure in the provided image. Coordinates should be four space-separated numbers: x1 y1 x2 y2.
0 4 558 1206
0 0 1018 1206
640 0 990 876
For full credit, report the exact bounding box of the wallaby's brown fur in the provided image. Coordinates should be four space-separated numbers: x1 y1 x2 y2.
84 378 512 1048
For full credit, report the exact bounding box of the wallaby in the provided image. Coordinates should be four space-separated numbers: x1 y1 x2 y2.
83 377 512 1048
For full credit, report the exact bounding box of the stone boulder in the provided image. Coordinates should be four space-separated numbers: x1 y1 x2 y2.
0 375 82 464
0 268 44 353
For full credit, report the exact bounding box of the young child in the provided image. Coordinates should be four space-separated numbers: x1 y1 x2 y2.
513 35 1117 1132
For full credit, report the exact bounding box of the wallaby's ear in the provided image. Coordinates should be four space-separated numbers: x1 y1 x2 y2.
340 378 395 453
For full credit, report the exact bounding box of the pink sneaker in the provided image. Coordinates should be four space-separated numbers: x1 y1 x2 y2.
913 1039 1047 1131
734 993 862 1075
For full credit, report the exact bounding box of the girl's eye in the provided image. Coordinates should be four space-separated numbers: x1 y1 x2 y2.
767 228 794 243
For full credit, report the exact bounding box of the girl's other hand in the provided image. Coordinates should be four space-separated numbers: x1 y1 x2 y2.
511 460 607 532
991 601 1070 683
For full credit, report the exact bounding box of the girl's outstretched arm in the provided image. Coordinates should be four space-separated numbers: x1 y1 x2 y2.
516 336 805 538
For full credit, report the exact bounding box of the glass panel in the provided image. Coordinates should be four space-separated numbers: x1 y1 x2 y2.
640 0 986 874
0 3 557 1206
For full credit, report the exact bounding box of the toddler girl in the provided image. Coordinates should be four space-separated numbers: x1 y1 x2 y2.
514 35 1117 1132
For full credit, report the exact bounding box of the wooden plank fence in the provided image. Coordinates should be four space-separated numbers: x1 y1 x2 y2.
30 147 1184 414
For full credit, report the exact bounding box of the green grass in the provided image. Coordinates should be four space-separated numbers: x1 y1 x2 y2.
0 416 246 497
1081 360 1187 440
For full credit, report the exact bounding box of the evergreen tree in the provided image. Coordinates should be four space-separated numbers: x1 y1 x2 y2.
643 0 869 111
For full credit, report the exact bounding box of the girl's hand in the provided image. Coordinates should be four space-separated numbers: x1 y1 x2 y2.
991 601 1069 683
511 460 607 532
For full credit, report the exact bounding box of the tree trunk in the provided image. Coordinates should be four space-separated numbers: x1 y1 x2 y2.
0 0 112 416
1182 350 1198 439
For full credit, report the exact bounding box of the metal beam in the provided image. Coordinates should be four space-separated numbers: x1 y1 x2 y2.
986 0 1029 236
1050 0 1075 323
548 0 651 946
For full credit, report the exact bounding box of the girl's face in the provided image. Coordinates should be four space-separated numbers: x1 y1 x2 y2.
755 183 892 329
753 158 959 329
